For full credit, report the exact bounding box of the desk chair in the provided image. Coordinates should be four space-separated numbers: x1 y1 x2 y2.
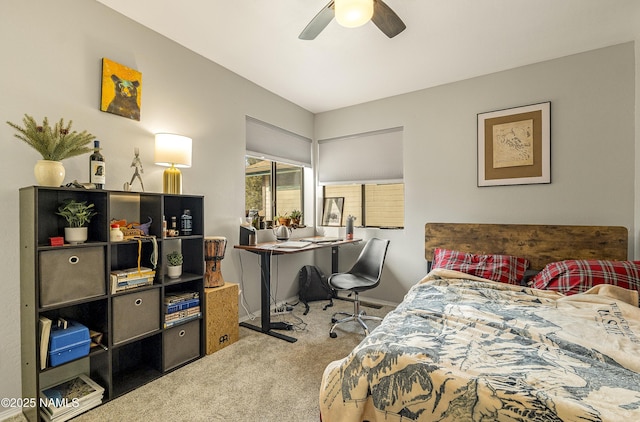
328 238 390 338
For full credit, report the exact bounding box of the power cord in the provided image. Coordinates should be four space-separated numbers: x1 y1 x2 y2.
238 250 257 321
270 304 307 332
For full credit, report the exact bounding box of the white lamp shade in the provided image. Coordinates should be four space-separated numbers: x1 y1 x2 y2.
154 133 192 168
335 0 374 28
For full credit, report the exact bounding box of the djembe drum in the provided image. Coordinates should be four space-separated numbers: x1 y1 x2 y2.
205 236 227 288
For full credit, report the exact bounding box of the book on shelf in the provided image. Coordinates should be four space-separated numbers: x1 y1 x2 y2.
110 274 154 293
165 297 200 314
39 316 52 370
41 396 102 422
165 306 201 322
111 266 155 278
164 311 202 328
164 291 199 304
40 374 104 420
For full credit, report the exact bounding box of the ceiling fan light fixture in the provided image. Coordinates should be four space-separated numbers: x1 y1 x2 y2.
335 0 374 28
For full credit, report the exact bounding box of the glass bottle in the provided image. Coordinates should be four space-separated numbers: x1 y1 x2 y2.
89 140 105 189
171 216 177 236
346 215 356 240
180 209 192 236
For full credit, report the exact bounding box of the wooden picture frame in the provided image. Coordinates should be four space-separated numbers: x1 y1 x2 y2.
477 102 550 186
100 58 142 121
322 197 344 226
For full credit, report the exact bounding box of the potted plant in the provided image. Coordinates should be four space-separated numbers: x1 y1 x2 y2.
56 199 97 244
6 114 95 186
166 251 183 279
276 213 291 227
289 210 302 226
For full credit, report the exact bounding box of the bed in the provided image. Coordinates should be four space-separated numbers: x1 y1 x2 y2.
319 223 640 422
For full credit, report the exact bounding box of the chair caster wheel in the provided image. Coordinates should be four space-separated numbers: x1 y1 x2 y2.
330 332 337 338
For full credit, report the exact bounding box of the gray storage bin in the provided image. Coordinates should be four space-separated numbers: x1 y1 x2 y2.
163 319 200 371
113 288 160 344
39 247 106 307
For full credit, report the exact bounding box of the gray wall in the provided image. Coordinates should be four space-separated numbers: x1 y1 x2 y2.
0 0 638 417
315 42 637 304
0 0 314 411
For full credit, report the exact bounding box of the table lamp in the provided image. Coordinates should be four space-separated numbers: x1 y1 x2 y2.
154 133 192 194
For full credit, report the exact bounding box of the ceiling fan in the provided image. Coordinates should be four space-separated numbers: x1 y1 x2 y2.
299 0 406 40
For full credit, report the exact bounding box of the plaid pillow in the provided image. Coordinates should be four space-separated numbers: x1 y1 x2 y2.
432 248 529 285
531 260 640 295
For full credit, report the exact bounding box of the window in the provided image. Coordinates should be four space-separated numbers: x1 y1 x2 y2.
245 117 310 227
319 127 404 228
323 183 404 228
245 157 303 225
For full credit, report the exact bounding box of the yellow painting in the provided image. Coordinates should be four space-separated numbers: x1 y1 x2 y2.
100 58 142 121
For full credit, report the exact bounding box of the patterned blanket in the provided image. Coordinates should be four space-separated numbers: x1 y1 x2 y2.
319 269 640 421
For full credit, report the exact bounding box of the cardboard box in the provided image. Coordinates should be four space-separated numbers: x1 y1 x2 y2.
205 283 239 354
48 321 90 367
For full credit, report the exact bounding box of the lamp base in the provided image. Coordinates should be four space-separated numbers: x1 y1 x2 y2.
163 165 182 194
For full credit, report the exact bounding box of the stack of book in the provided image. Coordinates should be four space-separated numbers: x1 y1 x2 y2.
164 291 201 328
110 266 155 293
40 374 104 422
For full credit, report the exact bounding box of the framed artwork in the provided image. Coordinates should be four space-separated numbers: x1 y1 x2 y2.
322 197 344 226
100 58 142 121
477 102 550 186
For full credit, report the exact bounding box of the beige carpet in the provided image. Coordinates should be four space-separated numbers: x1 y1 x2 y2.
8 299 392 422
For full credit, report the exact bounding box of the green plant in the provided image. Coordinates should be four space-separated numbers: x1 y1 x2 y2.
276 214 291 226
7 114 95 161
56 199 97 228
289 210 302 220
166 251 183 266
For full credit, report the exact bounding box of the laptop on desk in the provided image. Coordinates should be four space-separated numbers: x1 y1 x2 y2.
273 241 312 249
299 237 343 243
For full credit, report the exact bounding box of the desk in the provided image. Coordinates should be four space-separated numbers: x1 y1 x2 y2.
235 238 362 343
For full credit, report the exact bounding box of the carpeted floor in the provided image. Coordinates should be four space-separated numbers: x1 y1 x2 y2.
7 299 393 422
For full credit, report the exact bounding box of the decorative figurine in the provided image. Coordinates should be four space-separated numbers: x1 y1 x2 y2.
124 147 145 192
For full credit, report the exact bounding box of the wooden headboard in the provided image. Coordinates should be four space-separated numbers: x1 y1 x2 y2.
425 223 628 271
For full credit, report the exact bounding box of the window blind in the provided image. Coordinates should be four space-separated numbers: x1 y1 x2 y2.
318 127 403 185
246 116 312 167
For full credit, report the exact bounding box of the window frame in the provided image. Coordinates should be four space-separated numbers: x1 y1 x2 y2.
245 155 304 227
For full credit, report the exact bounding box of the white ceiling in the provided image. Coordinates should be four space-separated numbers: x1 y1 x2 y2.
96 0 639 114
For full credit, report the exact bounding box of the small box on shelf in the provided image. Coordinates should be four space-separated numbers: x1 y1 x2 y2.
49 237 64 247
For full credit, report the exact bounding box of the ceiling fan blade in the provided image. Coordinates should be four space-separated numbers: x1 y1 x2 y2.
299 1 335 40
371 0 406 38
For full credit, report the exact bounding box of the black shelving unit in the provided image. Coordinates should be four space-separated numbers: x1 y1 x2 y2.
19 186 204 421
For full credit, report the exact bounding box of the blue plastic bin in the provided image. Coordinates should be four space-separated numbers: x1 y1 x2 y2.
48 321 90 367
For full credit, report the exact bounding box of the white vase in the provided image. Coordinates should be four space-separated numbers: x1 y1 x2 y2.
34 160 65 187
167 265 182 279
64 227 88 244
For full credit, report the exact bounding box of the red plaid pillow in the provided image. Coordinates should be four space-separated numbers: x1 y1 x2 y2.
432 248 529 285
531 260 640 295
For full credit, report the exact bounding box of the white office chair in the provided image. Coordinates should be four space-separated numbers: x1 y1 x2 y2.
328 238 390 338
